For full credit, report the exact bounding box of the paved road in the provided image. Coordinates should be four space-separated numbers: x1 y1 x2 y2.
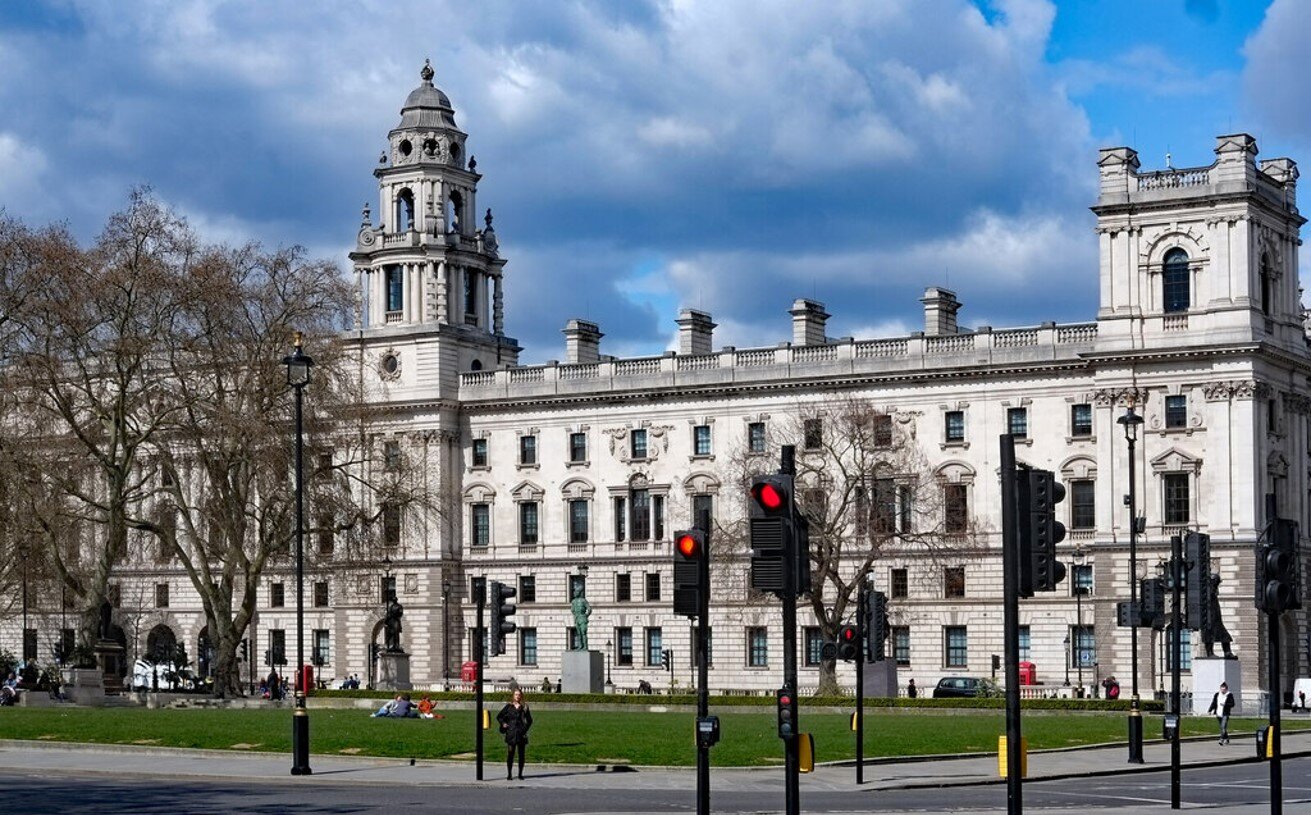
2 731 1309 814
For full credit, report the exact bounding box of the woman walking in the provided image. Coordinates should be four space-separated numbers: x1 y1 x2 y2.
496 688 533 780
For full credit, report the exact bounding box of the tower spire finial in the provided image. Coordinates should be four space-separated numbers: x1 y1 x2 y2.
420 58 435 84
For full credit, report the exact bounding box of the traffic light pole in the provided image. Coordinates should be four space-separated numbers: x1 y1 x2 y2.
475 584 485 782
1267 607 1282 815
855 585 866 785
1170 534 1182 810
999 434 1023 815
696 508 711 815
781 447 800 815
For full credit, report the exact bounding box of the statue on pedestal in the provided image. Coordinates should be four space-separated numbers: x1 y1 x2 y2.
570 583 592 651
384 597 404 653
98 599 114 641
1202 573 1234 659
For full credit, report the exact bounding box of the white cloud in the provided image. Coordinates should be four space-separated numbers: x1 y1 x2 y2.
0 132 49 212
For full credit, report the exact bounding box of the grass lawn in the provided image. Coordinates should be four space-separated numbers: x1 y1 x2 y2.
0 707 1303 767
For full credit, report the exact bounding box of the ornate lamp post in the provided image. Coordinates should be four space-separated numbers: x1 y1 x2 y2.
1118 404 1145 764
442 578 452 691
282 332 314 776
1063 635 1071 687
1074 545 1085 694
604 639 614 688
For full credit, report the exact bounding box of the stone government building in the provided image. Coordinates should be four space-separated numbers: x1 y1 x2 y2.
11 64 1310 704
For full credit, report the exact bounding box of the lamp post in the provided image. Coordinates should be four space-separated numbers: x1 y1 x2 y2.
1118 404 1145 764
283 331 314 776
442 578 452 691
1063 635 1071 687
1074 546 1085 694
605 638 614 689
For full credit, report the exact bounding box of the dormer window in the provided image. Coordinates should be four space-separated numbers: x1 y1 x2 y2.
1163 248 1190 313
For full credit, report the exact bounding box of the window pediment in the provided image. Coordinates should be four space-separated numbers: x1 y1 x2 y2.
511 480 545 501
1149 447 1202 473
463 482 496 503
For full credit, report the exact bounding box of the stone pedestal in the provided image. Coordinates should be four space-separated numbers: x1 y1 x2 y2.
95 640 126 695
62 667 106 705
860 658 901 698
378 650 412 691
1191 657 1243 716
561 650 604 694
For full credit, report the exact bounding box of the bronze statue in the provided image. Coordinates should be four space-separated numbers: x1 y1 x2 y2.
384 597 405 653
570 583 592 651
98 599 113 641
1201 573 1234 658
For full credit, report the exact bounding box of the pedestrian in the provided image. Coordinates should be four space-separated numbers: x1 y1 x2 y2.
496 688 533 780
907 679 917 699
266 670 281 701
1102 676 1120 700
1207 681 1235 745
1299 690 1306 711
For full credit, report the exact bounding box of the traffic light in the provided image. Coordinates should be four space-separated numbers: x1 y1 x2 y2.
836 624 859 661
1116 601 1136 628
673 528 707 618
1258 518 1302 613
750 474 794 595
661 649 673 670
1184 531 1211 632
1140 577 1166 628
488 580 518 655
866 590 889 662
240 639 248 661
1018 468 1067 595
264 648 272 667
776 687 798 739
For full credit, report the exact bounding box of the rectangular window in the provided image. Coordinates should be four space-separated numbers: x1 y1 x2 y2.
645 572 661 602
470 577 486 605
615 573 631 602
747 627 769 667
317 513 335 556
313 629 330 666
613 497 626 541
944 626 968 668
692 494 713 528
890 567 908 599
471 438 488 467
382 576 396 603
464 272 477 319
944 566 965 598
1166 627 1192 671
382 503 401 547
156 583 170 609
693 425 712 456
519 575 536 604
1165 395 1187 429
1070 403 1092 437
872 478 896 534
616 627 633 665
1073 625 1095 669
270 629 287 665
1007 407 1028 439
645 627 663 667
569 499 589 543
1163 473 1190 525
898 484 913 533
519 435 537 466
1018 626 1031 662
270 582 284 608
630 429 648 459
893 626 910 666
313 581 329 607
944 410 965 443
519 502 539 545
383 440 401 471
803 418 823 450
23 628 37 661
1070 480 1095 530
569 432 587 462
385 266 403 313
944 484 968 534
804 627 823 667
630 489 651 541
873 414 893 448
748 421 766 454
471 503 490 547
519 628 538 666
653 495 665 540
1073 563 1093 596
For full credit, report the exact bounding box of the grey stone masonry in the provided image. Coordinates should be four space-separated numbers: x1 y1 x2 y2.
789 298 829 346
562 319 603 364
675 309 715 356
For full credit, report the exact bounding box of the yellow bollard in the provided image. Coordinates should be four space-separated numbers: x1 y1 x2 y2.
998 735 1028 778
798 733 815 773
482 709 490 729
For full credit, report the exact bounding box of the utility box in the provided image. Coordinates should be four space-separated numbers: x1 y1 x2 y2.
998 736 1028 778
1162 714 1179 741
1256 726 1271 760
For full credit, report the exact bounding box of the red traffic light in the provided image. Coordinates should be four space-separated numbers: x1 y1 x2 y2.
677 534 701 558
841 626 856 641
753 481 785 511
779 694 791 706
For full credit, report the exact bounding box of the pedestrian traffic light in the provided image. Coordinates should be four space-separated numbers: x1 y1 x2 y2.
1258 518 1302 613
776 687 798 739
1017 468 1067 595
264 648 272 667
836 624 859 661
1184 531 1211 632
673 528 707 618
866 590 889 662
488 580 518 655
750 474 795 595
1116 601 1136 628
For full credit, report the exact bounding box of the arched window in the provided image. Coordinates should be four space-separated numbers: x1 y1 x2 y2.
448 190 463 234
384 266 403 314
1162 249 1190 313
1260 252 1273 316
396 188 415 232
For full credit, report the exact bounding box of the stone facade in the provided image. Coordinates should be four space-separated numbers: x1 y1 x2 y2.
6 67 1309 704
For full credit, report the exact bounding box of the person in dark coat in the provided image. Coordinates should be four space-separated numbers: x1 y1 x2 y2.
496 688 533 780
1207 681 1235 744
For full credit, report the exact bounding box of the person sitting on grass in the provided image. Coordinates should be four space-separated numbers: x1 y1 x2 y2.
372 694 402 717
417 694 444 719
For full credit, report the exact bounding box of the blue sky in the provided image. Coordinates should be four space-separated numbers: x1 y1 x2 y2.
0 1 1305 362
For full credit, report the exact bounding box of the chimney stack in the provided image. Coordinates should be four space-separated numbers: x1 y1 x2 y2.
675 309 716 355
562 319 603 364
790 299 829 346
921 287 961 336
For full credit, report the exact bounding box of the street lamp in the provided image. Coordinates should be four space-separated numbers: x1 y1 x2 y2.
282 331 314 776
1063 635 1071 686
1118 403 1145 764
442 578 452 691
604 639 614 689
1074 546 1085 694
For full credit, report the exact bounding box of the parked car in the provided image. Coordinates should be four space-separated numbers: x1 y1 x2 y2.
933 676 984 698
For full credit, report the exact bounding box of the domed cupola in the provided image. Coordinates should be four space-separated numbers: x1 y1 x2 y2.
388 59 467 169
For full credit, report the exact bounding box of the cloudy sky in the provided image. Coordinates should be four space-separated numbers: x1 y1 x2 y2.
0 0 1306 361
